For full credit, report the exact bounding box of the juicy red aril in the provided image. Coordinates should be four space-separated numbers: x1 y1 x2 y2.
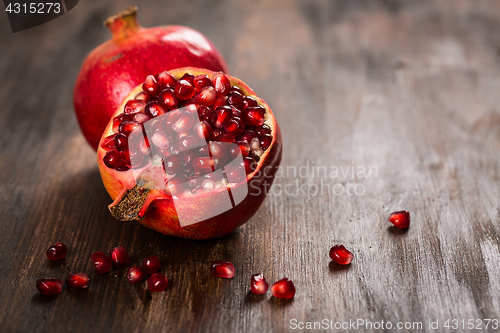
194 121 214 141
180 135 199 151
151 131 171 150
216 133 235 143
213 73 231 96
101 134 116 150
214 106 233 128
135 91 150 102
243 96 258 109
109 246 130 268
329 244 353 265
193 74 213 91
259 134 272 149
145 101 166 118
244 106 266 126
210 261 235 278
231 85 244 95
243 157 257 174
124 99 146 115
230 106 242 118
209 141 227 164
198 106 215 125
90 251 112 273
180 73 195 84
36 279 63 296
142 255 161 274
225 117 244 137
126 266 148 284
103 150 123 169
148 273 168 292
238 130 258 143
115 133 129 151
134 113 151 124
112 114 134 133
174 79 196 100
236 141 250 157
158 88 178 109
213 96 227 108
119 120 141 136
66 273 90 289
46 242 68 261
142 75 162 97
389 211 410 228
156 70 177 88
271 278 295 299
163 154 183 174
195 86 216 106
172 113 195 133
227 91 244 110
193 157 215 174
251 273 269 295
254 124 271 136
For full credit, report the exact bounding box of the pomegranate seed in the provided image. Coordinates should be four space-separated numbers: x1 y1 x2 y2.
251 273 269 295
158 88 178 109
271 278 295 299
210 261 235 278
236 141 251 157
172 113 195 133
135 91 150 102
114 133 129 151
209 141 227 164
142 255 161 274
259 134 272 149
212 96 227 108
127 266 148 284
119 120 141 136
225 165 246 181
193 157 216 174
101 134 117 150
213 73 231 96
197 106 215 125
195 86 216 106
103 150 123 169
90 251 112 273
389 211 410 228
214 106 233 128
254 124 271 135
145 101 167 118
180 135 199 151
163 154 183 174
244 106 266 126
134 113 151 124
174 79 196 100
216 133 235 143
124 99 146 115
156 71 177 88
230 106 242 118
109 246 130 268
329 244 353 265
165 174 188 196
238 130 258 143
193 121 214 141
36 279 63 296
66 273 90 289
227 91 244 110
243 156 257 174
213 128 224 137
242 96 258 109
45 242 68 261
193 74 213 91
224 117 244 137
151 131 172 150
148 273 168 292
180 73 195 84
231 85 244 95
142 75 162 97
112 114 134 133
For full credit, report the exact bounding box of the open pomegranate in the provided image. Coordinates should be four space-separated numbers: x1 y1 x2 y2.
97 68 282 239
74 7 228 150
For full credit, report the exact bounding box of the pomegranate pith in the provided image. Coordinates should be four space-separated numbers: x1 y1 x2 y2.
148 273 168 292
389 211 411 228
66 273 90 289
329 244 353 265
271 278 295 299
210 261 235 278
36 279 63 296
251 273 269 295
46 242 68 261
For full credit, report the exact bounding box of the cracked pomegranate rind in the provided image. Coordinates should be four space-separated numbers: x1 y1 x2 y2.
97 68 282 239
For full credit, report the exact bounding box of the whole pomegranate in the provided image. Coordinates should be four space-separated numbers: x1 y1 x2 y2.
74 7 228 150
97 68 282 239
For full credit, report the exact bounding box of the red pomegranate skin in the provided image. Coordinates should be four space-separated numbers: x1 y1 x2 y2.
74 7 229 150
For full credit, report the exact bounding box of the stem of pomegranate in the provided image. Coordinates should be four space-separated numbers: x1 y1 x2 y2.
104 6 142 41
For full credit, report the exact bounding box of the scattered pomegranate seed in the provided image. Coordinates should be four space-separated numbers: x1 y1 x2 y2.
271 278 295 299
251 273 269 295
109 246 131 268
389 210 410 228
66 273 90 289
46 242 68 261
213 72 231 96
127 266 148 284
210 261 235 278
148 273 168 292
329 244 353 265
91 251 113 273
36 278 63 296
142 255 161 274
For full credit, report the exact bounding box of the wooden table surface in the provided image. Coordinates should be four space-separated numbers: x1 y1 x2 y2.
1 0 500 332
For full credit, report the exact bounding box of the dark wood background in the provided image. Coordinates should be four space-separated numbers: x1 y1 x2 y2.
1 0 500 332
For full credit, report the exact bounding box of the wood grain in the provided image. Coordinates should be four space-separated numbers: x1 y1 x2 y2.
1 0 500 332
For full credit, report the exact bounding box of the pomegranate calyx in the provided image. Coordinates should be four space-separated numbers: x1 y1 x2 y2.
109 178 153 221
104 7 142 40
